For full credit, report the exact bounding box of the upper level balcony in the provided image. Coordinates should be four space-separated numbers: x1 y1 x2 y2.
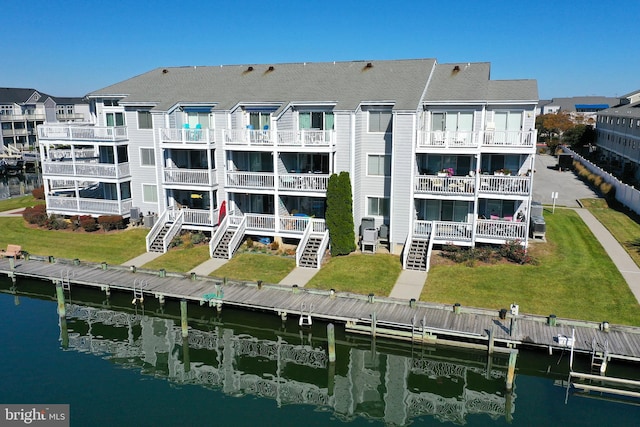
417 130 536 151
158 128 215 145
1 113 46 121
56 113 85 121
163 168 217 186
42 160 131 179
478 175 531 196
226 171 275 191
414 175 475 197
279 173 330 192
38 125 128 142
222 129 335 149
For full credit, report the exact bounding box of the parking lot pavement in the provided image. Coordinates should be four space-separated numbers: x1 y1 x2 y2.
532 154 599 207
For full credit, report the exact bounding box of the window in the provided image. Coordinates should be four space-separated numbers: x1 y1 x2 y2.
138 111 152 129
249 111 270 130
368 110 392 133
299 111 334 130
186 111 210 129
368 197 390 216
431 111 473 132
140 148 155 166
103 100 119 107
367 154 391 176
142 184 157 203
106 112 124 127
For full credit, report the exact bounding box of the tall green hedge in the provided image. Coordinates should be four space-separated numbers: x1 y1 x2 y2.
326 171 356 256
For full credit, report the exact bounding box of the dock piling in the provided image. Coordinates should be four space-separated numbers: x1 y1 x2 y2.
180 299 188 337
56 283 66 317
454 303 461 314
327 323 336 363
506 351 518 391
9 257 15 270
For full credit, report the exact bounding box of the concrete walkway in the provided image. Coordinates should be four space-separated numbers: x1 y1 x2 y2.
279 267 319 287
0 207 26 217
574 208 640 304
121 252 163 267
191 257 228 276
389 270 428 300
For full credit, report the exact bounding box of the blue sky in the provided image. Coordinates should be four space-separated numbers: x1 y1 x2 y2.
2 0 638 100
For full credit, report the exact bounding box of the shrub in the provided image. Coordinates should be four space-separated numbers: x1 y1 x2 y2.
245 237 254 248
270 240 280 251
32 186 45 200
191 231 207 245
80 216 99 232
44 216 68 230
22 204 47 226
326 171 356 256
499 240 536 265
69 215 81 231
97 215 125 231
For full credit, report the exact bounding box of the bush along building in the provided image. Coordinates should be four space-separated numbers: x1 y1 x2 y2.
37 59 538 271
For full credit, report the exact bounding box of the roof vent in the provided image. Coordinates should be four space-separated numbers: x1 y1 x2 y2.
366 62 373 68
453 65 461 72
247 66 254 72
266 66 275 72
162 69 168 74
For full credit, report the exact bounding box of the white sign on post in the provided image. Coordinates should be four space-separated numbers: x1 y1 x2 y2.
551 192 558 213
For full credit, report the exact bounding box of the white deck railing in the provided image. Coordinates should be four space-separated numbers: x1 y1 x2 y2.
38 125 128 141
158 128 215 144
48 196 132 216
478 175 531 195
209 215 229 257
160 209 184 253
279 173 329 191
182 208 215 226
227 216 247 259
414 175 475 195
476 219 526 240
433 221 473 242
164 168 216 186
296 221 313 267
222 129 334 147
226 171 274 189
417 130 535 149
146 208 173 252
42 161 130 178
278 216 309 234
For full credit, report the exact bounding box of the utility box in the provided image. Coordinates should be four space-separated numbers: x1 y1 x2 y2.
530 201 543 218
378 224 389 240
530 216 546 240
558 153 573 170
360 217 375 237
143 215 155 228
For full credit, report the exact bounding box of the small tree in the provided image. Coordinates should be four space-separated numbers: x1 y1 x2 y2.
325 171 356 256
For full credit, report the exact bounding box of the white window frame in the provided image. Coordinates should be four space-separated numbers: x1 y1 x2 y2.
367 196 390 217
142 184 158 203
139 147 155 167
367 154 391 177
367 109 393 133
137 111 153 129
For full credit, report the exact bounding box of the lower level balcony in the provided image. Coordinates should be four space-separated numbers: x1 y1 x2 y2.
226 171 274 190
47 196 133 216
163 168 217 186
475 219 527 242
279 173 329 192
415 175 475 196
232 213 326 237
413 218 527 244
182 208 218 227
478 175 531 196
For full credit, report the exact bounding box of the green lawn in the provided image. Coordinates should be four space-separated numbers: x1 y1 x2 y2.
306 253 402 296
423 209 640 325
211 253 296 284
142 245 211 273
0 195 44 212
580 198 640 268
0 217 147 264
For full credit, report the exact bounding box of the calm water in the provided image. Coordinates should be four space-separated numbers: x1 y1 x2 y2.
1 278 639 427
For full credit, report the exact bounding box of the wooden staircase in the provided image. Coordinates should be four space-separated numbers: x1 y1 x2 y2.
211 230 235 259
405 239 429 271
298 236 323 268
149 224 172 253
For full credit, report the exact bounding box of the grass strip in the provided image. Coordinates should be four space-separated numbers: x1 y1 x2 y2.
210 253 296 284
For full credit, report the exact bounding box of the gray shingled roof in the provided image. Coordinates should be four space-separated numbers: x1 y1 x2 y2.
88 59 438 112
544 96 619 112
600 101 640 119
0 87 47 104
423 63 537 102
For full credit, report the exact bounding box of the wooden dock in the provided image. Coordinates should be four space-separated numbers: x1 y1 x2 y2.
2 255 640 364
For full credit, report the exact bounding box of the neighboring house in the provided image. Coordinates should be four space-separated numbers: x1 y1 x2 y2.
537 96 618 124
0 87 89 152
37 59 538 271
594 89 640 181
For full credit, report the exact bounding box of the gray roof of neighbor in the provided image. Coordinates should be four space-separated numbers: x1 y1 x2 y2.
88 59 438 112
423 63 538 102
600 101 640 118
0 88 87 105
544 96 619 112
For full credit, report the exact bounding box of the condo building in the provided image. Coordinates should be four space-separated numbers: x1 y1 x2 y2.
37 59 538 270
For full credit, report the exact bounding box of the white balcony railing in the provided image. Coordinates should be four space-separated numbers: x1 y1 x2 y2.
47 196 132 215
56 113 85 121
476 219 527 240
1 114 45 121
279 173 329 192
226 171 274 189
415 175 475 195
182 208 216 226
38 125 128 141
42 161 130 178
413 220 472 242
222 129 334 147
417 130 535 149
158 128 215 144
163 168 216 186
478 175 531 196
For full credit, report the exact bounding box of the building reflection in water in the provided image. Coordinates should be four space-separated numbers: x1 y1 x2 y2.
61 304 515 425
